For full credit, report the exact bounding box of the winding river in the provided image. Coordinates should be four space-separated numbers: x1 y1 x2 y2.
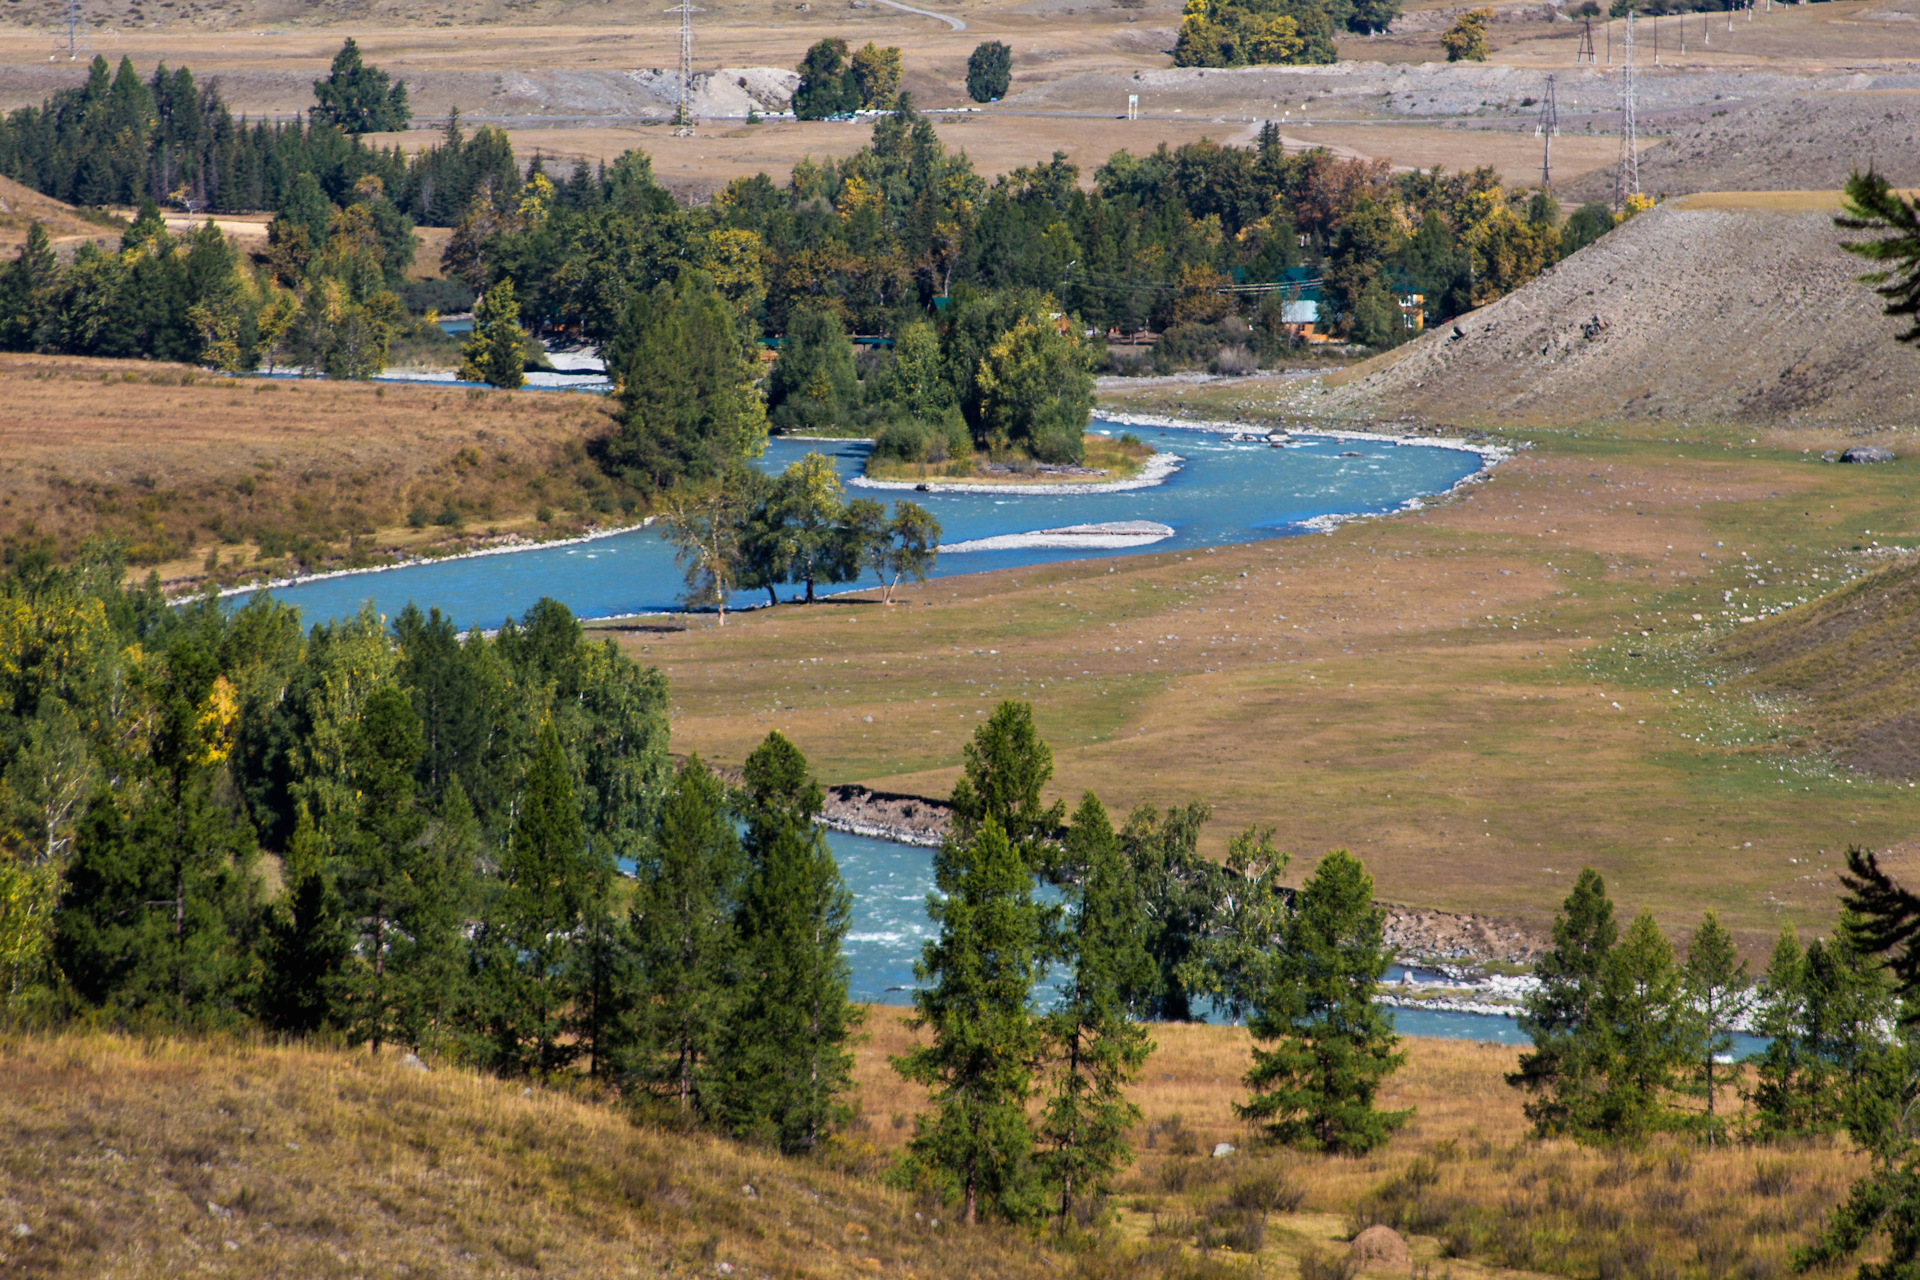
256 418 1593 1044
257 420 1490 629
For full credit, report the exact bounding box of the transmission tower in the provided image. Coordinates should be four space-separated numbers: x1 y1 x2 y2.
56 0 88 61
1577 18 1596 63
1536 75 1560 190
664 2 701 124
1614 13 1639 209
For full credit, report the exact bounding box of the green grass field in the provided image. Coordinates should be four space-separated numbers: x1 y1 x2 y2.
603 384 1920 955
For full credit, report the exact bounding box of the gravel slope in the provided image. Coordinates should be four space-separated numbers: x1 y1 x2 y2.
1318 202 1920 428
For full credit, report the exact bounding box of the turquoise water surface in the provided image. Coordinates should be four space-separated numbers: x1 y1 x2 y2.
257 421 1485 629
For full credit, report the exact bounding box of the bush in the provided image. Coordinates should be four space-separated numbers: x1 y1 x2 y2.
872 419 932 463
966 41 1011 103
397 278 476 315
1211 344 1257 375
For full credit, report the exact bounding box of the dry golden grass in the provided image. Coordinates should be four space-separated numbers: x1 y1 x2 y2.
0 354 639 584
857 1007 1865 1280
0 1020 1870 1280
0 1026 1073 1280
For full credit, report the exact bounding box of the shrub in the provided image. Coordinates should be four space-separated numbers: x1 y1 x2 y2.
966 41 1011 103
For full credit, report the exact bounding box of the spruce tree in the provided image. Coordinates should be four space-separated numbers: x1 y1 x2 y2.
259 805 352 1035
478 719 596 1076
1592 910 1688 1139
53 632 259 1024
893 818 1044 1225
1683 909 1752 1143
949 700 1066 878
715 732 859 1151
1749 926 1816 1139
334 684 428 1051
1509 866 1618 1136
1039 792 1154 1226
626 755 741 1113
459 278 529 390
1239 848 1408 1153
387 785 479 1058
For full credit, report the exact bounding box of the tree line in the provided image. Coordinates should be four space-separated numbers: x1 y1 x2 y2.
1511 851 1920 1280
0 546 1420 1223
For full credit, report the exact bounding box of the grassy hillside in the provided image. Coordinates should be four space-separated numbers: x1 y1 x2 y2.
1718 550 1920 778
0 1019 1868 1279
0 354 641 588
0 1026 1064 1280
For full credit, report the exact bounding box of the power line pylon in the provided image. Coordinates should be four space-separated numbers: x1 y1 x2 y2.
665 2 701 124
1536 74 1560 190
1577 18 1596 63
56 0 88 61
1614 12 1639 210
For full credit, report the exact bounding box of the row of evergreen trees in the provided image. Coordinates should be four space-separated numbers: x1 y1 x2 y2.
1511 862 1920 1150
0 51 513 227
891 704 1411 1224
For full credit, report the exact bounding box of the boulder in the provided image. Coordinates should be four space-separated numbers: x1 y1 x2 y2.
1842 446 1897 464
1211 1142 1236 1159
400 1052 430 1073
1349 1225 1410 1272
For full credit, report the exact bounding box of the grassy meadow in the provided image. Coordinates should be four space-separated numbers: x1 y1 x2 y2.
632 382 1920 956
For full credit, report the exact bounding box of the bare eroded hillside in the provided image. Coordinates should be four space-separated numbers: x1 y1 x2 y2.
1318 198 1920 429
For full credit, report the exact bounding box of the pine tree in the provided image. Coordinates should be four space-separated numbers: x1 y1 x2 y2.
334 684 428 1051
893 818 1044 1225
1749 926 1817 1139
1509 866 1618 1136
1592 910 1688 1139
478 719 596 1076
259 804 352 1035
626 755 741 1113
1039 792 1154 1226
1239 848 1408 1153
949 700 1067 878
459 278 529 390
715 733 859 1151
1683 910 1752 1144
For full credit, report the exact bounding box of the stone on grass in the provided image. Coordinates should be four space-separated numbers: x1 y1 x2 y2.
1349 1224 1410 1272
1841 446 1896 464
1211 1142 1236 1158
400 1052 430 1072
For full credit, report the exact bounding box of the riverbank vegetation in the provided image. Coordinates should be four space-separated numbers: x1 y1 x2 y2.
862 430 1154 485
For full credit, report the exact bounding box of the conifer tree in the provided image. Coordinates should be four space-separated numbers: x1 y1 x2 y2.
1509 866 1618 1135
1749 926 1817 1138
626 755 741 1112
478 719 596 1075
459 278 529 390
387 785 479 1058
334 685 428 1051
1039 792 1154 1226
1239 848 1408 1153
53 632 259 1024
949 700 1066 878
715 732 859 1151
259 804 352 1034
1683 909 1752 1143
1593 910 1688 1138
893 818 1044 1225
